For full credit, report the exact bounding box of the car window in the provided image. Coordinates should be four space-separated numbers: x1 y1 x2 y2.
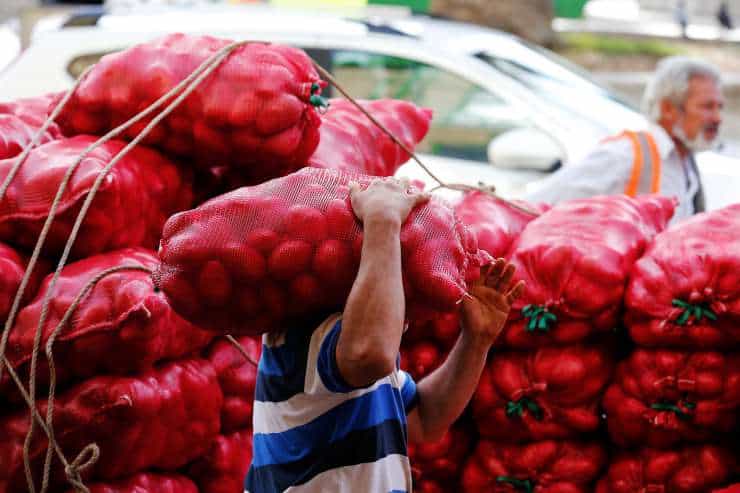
325 49 532 163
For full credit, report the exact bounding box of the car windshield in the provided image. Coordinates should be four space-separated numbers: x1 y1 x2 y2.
475 36 645 131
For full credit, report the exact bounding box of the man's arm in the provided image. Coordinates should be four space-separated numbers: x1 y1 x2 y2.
407 259 524 442
336 178 429 389
526 140 633 205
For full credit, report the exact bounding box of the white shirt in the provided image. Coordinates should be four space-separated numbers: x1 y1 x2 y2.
526 124 701 223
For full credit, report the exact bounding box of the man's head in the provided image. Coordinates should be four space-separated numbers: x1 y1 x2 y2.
642 56 724 152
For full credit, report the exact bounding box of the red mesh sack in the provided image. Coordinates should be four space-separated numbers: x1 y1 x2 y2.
155 168 486 334
595 445 737 493
55 33 324 180
626 204 740 349
602 349 740 448
461 440 607 492
187 429 253 493
472 344 613 442
0 241 49 324
0 135 192 258
0 93 62 128
1 248 214 407
454 192 548 259
308 98 432 177
0 94 63 159
0 359 222 492
501 194 675 349
203 336 261 433
714 485 740 493
408 425 471 488
400 340 444 380
64 473 199 493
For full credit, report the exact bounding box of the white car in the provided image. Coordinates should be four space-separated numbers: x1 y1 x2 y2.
1 3 738 209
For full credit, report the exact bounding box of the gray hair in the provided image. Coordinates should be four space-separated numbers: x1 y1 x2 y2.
641 56 721 122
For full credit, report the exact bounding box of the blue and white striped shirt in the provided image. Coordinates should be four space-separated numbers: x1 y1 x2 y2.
245 314 418 493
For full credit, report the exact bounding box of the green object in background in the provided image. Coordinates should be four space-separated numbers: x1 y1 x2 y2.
553 0 588 18
368 0 430 13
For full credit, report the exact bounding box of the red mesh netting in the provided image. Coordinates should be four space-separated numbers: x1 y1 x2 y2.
0 136 192 258
472 344 613 442
308 98 432 177
63 473 199 493
0 94 63 160
462 440 607 492
626 204 740 349
596 445 737 493
187 429 253 493
0 241 49 324
1 248 214 408
501 194 676 349
155 168 486 334
203 336 260 433
0 358 222 492
603 349 740 448
54 33 324 181
453 192 548 259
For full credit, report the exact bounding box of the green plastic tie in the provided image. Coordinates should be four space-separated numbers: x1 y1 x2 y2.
497 476 534 493
672 299 718 325
309 82 330 111
650 401 696 421
506 397 543 421
522 304 556 333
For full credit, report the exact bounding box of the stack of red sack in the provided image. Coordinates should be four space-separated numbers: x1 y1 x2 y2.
1 30 462 492
398 192 544 491
462 194 676 492
599 204 740 492
0 93 63 160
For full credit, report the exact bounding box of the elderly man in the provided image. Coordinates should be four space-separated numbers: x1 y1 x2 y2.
528 56 724 220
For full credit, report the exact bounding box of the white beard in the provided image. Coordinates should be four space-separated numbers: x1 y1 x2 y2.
672 123 718 152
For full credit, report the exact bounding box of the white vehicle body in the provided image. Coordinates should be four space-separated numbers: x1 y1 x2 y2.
1 3 738 209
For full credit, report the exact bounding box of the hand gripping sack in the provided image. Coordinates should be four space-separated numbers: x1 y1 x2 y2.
1 248 214 407
0 359 222 493
461 440 607 493
64 473 199 493
626 204 740 349
501 194 675 349
308 99 432 177
0 135 193 258
595 445 737 493
187 429 253 493
0 241 49 324
408 425 471 488
0 94 63 160
155 168 486 334
453 192 547 259
55 33 325 180
203 336 261 432
472 344 614 442
602 349 740 448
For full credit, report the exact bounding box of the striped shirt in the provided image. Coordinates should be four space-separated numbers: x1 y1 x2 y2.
245 313 419 493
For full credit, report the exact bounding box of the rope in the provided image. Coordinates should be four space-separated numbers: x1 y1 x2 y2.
2 354 99 493
0 66 93 203
0 39 249 493
225 335 259 368
27 41 245 493
40 265 152 492
309 60 542 218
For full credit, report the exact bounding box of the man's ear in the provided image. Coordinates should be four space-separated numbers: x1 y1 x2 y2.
659 98 679 126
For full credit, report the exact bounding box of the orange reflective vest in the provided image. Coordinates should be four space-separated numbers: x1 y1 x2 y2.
603 130 662 197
